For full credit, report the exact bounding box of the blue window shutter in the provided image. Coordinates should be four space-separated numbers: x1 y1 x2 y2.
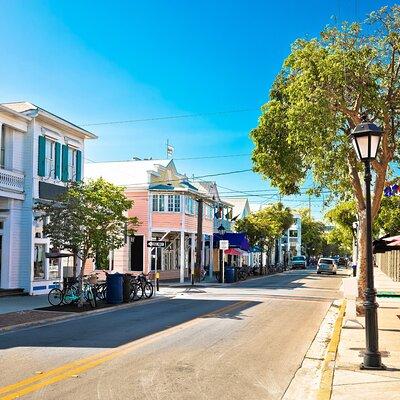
76 150 82 181
61 145 69 182
55 142 61 179
38 136 46 177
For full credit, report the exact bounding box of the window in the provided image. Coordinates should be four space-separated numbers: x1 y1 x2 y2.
152 195 165 212
34 244 46 280
0 125 5 168
48 258 60 280
289 230 298 237
45 139 56 178
185 197 194 214
68 147 77 181
205 204 213 219
167 195 180 212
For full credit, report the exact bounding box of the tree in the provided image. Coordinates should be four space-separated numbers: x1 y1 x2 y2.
325 201 357 254
298 209 325 256
251 6 400 309
375 195 400 236
35 178 139 305
235 203 293 265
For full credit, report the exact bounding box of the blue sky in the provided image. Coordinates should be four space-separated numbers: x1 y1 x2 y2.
0 0 395 217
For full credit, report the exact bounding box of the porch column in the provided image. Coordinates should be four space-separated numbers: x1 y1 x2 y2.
209 234 214 278
180 231 185 283
190 233 195 279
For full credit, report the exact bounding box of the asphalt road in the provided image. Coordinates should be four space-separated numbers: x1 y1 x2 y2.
0 269 344 400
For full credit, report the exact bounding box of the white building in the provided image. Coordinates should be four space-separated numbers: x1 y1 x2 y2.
0 102 96 294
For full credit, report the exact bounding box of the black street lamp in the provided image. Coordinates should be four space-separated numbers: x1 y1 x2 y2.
351 118 384 370
217 224 226 236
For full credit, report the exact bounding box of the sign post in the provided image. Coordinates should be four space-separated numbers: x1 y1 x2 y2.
219 240 229 284
147 241 166 296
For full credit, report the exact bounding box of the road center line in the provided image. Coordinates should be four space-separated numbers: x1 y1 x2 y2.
0 300 249 400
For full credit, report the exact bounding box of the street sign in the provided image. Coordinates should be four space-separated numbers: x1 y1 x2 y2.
147 240 166 248
219 240 229 250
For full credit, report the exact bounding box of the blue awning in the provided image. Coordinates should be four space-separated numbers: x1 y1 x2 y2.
213 232 250 252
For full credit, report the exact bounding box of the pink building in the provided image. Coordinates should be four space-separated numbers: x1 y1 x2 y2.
85 159 229 282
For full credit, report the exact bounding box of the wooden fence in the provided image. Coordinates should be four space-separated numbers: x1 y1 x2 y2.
376 250 400 282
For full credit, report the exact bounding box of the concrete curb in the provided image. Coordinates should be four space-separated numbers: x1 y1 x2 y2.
0 295 170 334
317 299 347 400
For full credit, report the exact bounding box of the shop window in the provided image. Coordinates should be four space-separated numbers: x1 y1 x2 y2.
34 244 46 280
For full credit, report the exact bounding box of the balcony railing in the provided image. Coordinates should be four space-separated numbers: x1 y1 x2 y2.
0 168 24 193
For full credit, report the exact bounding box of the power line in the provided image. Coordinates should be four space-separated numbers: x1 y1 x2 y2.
81 108 259 127
84 152 252 163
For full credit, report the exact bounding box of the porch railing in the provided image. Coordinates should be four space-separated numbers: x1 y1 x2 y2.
0 168 24 193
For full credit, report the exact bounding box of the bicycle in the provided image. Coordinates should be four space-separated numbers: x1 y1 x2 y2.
47 276 97 308
136 273 154 298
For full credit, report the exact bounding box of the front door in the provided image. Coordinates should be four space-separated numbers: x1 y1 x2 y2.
130 236 144 271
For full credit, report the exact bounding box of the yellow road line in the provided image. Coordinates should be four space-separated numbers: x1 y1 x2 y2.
317 299 347 400
0 300 248 399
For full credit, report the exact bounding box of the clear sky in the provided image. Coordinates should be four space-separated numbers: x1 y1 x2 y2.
0 0 395 218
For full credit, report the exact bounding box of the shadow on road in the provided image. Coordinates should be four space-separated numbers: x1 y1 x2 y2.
0 298 259 350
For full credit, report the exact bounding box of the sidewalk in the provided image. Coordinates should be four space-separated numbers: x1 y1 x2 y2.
331 268 400 399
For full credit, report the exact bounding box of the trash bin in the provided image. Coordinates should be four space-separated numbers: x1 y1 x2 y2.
123 274 132 303
106 273 123 304
352 264 357 277
225 266 236 283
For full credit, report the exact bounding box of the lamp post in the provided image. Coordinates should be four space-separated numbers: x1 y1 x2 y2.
351 118 384 370
217 224 226 283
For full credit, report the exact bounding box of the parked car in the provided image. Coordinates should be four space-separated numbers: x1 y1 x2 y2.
317 258 337 275
291 255 307 270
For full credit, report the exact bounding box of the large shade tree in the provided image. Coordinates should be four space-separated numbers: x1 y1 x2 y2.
35 178 139 305
251 6 400 310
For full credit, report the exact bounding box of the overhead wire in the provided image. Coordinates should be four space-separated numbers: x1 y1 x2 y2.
80 108 259 127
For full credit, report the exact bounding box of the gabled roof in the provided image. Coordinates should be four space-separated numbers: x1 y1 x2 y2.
1 101 97 139
85 159 178 187
221 197 250 219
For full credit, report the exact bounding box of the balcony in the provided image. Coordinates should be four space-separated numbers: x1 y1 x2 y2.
0 168 24 197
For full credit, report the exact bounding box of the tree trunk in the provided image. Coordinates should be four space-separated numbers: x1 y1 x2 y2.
356 210 367 315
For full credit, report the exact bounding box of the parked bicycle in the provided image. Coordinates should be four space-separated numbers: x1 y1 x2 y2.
47 275 97 308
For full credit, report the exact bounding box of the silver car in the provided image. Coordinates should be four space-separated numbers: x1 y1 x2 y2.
317 258 337 275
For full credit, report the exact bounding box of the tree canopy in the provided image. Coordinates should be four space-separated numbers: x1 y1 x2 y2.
35 178 139 284
298 209 326 256
235 203 293 258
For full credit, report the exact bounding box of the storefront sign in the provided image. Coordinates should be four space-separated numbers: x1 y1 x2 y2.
219 240 229 250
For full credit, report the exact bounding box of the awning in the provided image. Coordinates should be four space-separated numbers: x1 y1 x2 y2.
213 232 250 252
224 248 242 256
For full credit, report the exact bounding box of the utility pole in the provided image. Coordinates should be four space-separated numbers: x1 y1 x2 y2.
194 198 203 283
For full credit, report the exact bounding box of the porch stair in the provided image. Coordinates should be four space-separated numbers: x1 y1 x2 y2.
0 288 28 297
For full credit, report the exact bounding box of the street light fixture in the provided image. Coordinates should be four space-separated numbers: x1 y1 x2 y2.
217 224 226 236
351 117 384 370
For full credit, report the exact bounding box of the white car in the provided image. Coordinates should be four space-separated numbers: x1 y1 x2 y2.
317 258 337 275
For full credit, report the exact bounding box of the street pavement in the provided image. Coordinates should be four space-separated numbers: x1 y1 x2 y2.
0 269 344 400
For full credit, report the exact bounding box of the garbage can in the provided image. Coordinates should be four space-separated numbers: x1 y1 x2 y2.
352 264 357 277
106 273 123 304
122 274 132 303
225 266 235 283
